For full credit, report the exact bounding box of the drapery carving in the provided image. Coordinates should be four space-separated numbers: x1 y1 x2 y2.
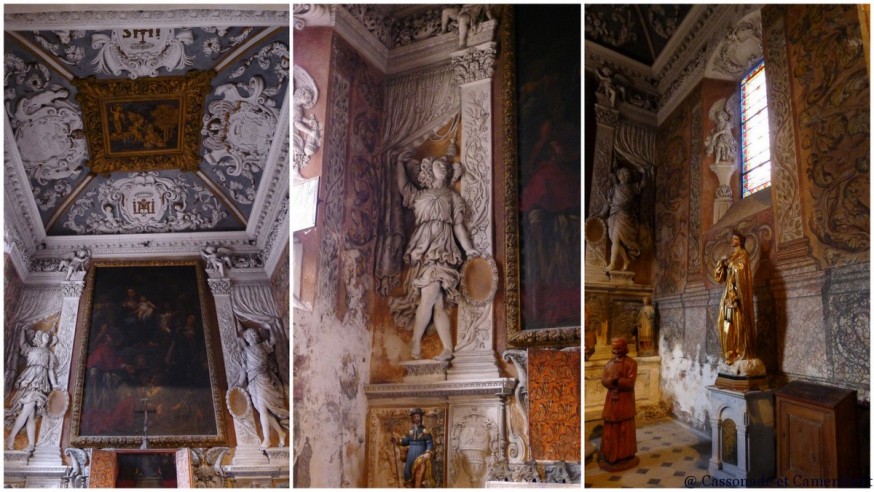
613 122 655 172
4 287 62 389
232 284 289 389
375 65 461 294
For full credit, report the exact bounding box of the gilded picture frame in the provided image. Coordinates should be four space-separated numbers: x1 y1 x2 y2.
502 6 582 348
68 259 227 448
73 70 214 173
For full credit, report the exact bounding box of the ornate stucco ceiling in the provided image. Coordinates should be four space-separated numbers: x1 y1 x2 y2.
584 5 692 66
4 17 289 237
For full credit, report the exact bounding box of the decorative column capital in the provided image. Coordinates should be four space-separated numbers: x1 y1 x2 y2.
208 278 232 296
60 281 85 299
594 104 620 127
451 42 497 85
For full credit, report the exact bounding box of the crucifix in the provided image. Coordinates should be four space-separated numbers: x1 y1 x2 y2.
138 394 151 449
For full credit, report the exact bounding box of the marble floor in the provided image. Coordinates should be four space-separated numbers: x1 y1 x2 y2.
585 418 712 488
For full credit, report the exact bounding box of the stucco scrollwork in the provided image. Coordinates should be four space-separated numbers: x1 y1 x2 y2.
91 28 194 79
708 13 763 78
63 172 227 234
11 88 86 187
449 412 497 486
502 349 529 464
202 76 279 204
207 278 232 296
60 281 85 299
64 447 90 488
191 447 229 488
450 43 497 85
292 65 322 177
763 16 804 245
316 70 350 311
293 4 334 31
343 5 389 47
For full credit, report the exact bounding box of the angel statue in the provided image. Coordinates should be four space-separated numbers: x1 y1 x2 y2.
201 245 232 278
596 65 627 108
704 95 739 164
6 328 60 452
58 248 90 280
236 328 289 450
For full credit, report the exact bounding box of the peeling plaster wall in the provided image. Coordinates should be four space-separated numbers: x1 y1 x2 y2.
292 28 378 488
654 8 869 464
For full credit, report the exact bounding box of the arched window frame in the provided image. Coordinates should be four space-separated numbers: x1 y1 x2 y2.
739 59 772 198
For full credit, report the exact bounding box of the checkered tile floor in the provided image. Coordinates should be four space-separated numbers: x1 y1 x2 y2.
585 418 712 488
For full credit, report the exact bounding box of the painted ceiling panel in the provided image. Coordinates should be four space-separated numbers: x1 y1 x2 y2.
4 23 289 236
584 5 691 66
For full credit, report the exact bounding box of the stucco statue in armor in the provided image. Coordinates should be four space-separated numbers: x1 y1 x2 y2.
236 328 289 449
6 329 60 452
391 408 435 488
390 150 479 361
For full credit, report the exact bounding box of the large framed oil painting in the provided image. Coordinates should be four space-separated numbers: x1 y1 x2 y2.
502 5 581 347
69 260 227 448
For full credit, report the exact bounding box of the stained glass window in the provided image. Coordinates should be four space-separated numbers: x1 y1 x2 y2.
740 60 771 197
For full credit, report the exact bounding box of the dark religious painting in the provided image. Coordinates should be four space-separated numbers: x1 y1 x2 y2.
70 261 226 447
115 452 178 488
515 6 582 330
103 98 182 155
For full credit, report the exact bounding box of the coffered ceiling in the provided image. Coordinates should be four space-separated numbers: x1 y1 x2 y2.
4 8 289 240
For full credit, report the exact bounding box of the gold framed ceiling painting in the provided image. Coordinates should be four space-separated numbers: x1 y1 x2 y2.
74 70 214 173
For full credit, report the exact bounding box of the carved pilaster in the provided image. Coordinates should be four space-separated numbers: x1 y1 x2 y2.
30 281 83 469
588 104 619 228
450 42 497 85
762 11 808 261
450 41 499 379
316 67 351 312
207 278 232 296
207 278 264 465
594 104 620 128
59 281 84 299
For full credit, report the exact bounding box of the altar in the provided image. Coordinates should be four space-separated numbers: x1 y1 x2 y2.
88 449 191 488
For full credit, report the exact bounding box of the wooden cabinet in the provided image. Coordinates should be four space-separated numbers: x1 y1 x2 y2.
776 381 857 483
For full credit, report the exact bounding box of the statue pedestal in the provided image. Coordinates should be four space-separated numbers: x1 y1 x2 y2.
715 358 768 391
401 359 450 383
605 270 634 284
706 386 775 481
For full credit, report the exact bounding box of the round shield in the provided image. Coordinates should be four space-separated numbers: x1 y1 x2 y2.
226 386 252 420
585 217 606 243
45 389 69 419
460 255 499 307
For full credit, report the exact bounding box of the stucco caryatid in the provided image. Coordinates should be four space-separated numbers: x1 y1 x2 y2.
4 278 82 487
448 41 500 379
